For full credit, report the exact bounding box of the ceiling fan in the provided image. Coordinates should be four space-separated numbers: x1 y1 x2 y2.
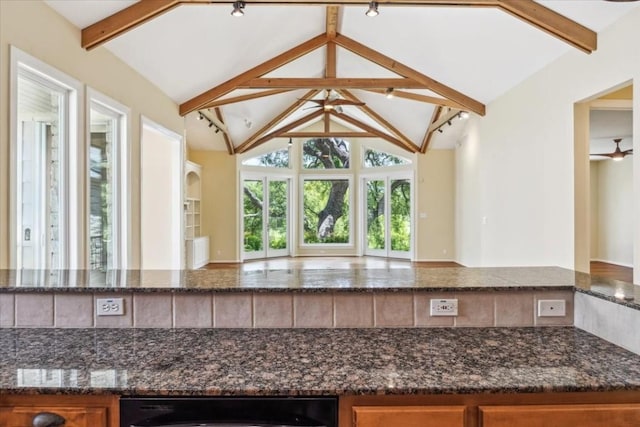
301 90 365 112
592 138 633 161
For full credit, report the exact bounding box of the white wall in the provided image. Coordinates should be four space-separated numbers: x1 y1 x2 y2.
456 7 640 277
591 158 634 267
141 123 183 269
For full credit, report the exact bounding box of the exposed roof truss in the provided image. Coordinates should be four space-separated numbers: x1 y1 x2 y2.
79 0 599 154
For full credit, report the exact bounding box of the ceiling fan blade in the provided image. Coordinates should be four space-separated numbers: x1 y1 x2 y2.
622 149 633 155
591 153 615 157
299 99 324 106
302 105 322 110
329 99 366 106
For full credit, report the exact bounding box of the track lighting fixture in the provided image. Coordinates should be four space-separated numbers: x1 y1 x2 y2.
385 88 394 99
432 111 469 135
365 1 379 17
231 1 245 17
288 137 293 146
197 110 223 134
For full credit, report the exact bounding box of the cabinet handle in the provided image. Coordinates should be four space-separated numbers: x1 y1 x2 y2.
32 412 66 427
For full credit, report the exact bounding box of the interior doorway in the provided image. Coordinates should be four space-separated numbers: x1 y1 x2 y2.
575 83 636 284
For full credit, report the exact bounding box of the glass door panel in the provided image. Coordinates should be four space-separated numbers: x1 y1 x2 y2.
363 177 412 259
243 179 264 258
365 179 385 255
390 179 411 257
267 179 289 256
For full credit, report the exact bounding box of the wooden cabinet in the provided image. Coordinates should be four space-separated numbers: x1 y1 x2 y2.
340 392 640 427
0 395 118 427
479 403 640 427
353 405 466 427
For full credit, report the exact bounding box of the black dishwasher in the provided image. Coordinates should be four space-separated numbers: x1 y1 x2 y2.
120 396 338 427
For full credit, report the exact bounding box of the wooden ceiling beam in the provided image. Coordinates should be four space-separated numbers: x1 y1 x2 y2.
326 42 337 79
81 0 181 50
179 34 328 116
201 89 291 109
326 6 340 40
332 112 418 153
334 34 486 116
214 107 235 155
497 0 596 53
428 108 462 132
363 89 466 110
244 109 325 152
235 89 321 153
81 0 596 55
420 106 442 153
238 78 427 89
338 89 419 152
282 131 378 138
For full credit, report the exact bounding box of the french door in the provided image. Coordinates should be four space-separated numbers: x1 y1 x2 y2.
363 175 412 259
242 176 290 260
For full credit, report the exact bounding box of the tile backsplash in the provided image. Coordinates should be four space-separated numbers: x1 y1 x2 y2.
0 290 575 329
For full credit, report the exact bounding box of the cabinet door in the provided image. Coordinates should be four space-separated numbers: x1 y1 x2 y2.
1 405 108 427
480 404 640 427
353 405 466 427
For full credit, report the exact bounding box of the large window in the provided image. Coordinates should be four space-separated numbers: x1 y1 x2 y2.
88 91 129 271
302 178 351 245
10 47 131 270
11 47 81 269
303 138 350 169
239 138 413 259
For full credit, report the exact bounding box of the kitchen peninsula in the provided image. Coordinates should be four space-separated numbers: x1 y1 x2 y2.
2 266 640 426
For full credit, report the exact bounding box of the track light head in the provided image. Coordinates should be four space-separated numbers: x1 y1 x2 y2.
288 137 293 146
215 127 220 134
447 120 452 126
437 128 444 134
385 88 394 99
460 111 470 119
208 122 214 128
231 1 245 17
365 1 379 17
198 112 204 120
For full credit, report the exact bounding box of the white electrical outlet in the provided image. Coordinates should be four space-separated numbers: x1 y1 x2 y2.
96 298 124 316
430 298 458 316
538 299 566 317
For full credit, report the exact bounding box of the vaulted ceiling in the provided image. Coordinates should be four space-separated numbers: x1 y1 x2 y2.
46 0 640 154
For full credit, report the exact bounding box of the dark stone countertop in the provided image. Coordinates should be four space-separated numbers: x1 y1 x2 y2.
1 266 638 311
0 267 579 292
2 327 640 396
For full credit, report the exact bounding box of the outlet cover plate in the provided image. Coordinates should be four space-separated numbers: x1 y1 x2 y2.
430 298 458 316
96 298 124 316
537 299 566 317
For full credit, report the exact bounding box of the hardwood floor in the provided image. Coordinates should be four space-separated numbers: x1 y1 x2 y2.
590 261 634 283
204 257 462 271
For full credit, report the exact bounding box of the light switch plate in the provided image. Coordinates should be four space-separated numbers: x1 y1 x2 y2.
537 299 566 317
430 298 458 316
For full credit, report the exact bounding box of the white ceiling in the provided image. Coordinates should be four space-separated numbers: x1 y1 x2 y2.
590 109 634 161
46 1 639 153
